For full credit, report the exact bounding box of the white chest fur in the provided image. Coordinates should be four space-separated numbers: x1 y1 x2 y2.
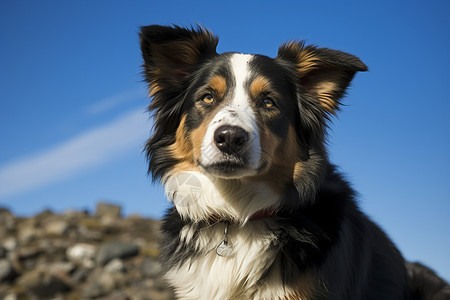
163 171 303 299
165 220 299 300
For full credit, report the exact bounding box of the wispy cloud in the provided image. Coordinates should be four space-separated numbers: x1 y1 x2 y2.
85 88 147 115
0 108 149 199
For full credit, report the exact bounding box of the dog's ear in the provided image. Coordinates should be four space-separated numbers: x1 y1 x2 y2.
140 25 218 95
277 41 367 115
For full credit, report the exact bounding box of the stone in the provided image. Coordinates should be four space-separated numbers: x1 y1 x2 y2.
70 267 90 284
66 243 96 268
4 294 17 300
125 280 175 300
17 222 41 243
95 202 122 219
0 208 15 236
105 258 125 273
48 261 75 274
141 257 162 278
96 241 139 266
44 219 69 235
17 267 71 298
63 209 88 219
17 246 42 259
95 291 128 300
0 259 17 282
2 237 17 252
0 247 7 259
82 268 126 298
78 225 102 241
34 209 54 221
0 204 174 299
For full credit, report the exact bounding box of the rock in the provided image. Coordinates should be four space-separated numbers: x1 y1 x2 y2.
66 243 97 268
0 247 7 259
96 202 122 219
0 259 17 282
95 291 128 300
48 261 75 274
83 279 105 298
96 241 139 266
63 209 88 219
70 267 90 284
141 257 162 278
82 268 127 298
0 208 15 237
78 225 102 241
125 280 175 300
44 219 69 235
34 209 54 221
17 246 42 259
17 266 71 298
2 237 18 252
17 220 42 243
105 258 125 273
0 203 174 299
4 294 17 300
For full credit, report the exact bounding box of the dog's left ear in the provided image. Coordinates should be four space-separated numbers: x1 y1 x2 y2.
277 42 367 114
140 25 219 95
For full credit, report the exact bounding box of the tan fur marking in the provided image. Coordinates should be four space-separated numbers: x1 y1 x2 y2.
251 125 301 193
190 124 208 159
293 162 303 180
297 49 320 75
148 82 161 96
190 111 217 160
295 46 341 114
208 75 227 97
280 42 348 114
250 76 271 99
280 42 320 75
167 115 196 174
312 78 340 113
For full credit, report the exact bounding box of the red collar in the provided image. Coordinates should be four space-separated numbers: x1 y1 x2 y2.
248 207 279 221
209 207 278 224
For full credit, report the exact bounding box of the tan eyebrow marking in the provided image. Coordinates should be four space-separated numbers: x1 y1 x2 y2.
250 76 271 99
208 75 227 97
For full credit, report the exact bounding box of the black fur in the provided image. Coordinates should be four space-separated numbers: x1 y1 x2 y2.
140 25 449 299
407 262 450 300
140 25 219 180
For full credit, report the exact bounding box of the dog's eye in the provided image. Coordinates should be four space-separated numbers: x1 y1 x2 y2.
201 94 214 104
263 98 275 108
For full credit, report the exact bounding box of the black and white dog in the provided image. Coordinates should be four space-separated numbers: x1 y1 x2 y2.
139 25 449 300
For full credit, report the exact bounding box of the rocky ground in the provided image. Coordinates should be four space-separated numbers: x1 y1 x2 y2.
0 203 175 300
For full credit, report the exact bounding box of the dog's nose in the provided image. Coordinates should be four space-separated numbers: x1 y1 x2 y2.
214 125 249 154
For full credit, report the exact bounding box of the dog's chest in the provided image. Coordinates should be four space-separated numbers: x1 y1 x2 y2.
165 221 299 300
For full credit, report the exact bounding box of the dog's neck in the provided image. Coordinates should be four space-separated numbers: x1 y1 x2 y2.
209 206 278 224
165 171 282 223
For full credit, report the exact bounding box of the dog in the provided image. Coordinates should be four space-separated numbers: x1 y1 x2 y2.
139 25 450 300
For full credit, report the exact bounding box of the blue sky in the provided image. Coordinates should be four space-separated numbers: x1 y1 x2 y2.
1 1 449 281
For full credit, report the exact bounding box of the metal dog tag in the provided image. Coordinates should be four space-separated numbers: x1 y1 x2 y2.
216 240 233 257
216 222 233 257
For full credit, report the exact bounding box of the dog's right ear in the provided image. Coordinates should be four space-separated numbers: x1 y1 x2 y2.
140 25 219 95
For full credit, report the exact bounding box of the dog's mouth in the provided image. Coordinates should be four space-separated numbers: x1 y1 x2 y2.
205 161 246 175
199 156 247 177
198 156 267 179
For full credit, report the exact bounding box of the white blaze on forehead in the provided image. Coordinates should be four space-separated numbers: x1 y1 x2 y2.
199 53 261 173
230 53 253 109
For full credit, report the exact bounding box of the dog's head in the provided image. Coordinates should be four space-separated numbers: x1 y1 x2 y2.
140 25 366 215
